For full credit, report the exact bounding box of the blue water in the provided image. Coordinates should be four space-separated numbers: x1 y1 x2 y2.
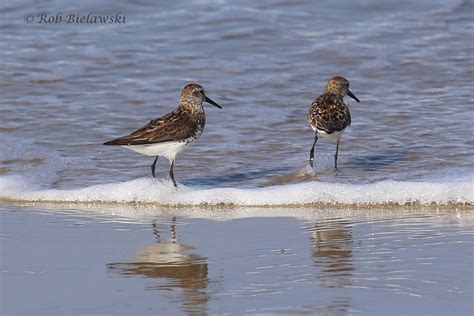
1 0 473 314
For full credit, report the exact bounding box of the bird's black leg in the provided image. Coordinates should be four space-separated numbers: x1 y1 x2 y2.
169 159 177 188
309 132 318 167
151 156 158 178
334 139 340 172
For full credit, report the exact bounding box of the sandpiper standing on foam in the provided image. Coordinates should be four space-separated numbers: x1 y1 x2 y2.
103 83 222 187
307 76 359 171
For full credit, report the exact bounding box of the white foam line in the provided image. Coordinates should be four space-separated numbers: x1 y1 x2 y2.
0 175 473 207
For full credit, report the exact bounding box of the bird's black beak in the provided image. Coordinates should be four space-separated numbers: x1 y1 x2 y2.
205 96 222 109
347 89 360 103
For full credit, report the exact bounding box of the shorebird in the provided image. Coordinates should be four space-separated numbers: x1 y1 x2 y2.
103 83 222 187
307 76 359 171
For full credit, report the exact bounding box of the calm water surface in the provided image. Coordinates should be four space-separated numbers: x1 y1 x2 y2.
1 0 473 314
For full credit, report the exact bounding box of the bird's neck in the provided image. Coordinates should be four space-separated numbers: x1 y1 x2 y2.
322 92 345 100
179 101 204 114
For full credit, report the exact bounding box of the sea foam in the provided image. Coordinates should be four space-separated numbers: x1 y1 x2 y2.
0 174 472 207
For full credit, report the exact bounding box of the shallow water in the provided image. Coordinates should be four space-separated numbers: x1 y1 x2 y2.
1 0 473 314
1 0 473 197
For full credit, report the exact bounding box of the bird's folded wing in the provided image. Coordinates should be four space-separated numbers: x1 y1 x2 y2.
308 97 351 134
104 110 198 145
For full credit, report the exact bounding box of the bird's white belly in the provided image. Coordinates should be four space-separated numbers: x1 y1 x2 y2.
123 141 190 160
313 127 344 142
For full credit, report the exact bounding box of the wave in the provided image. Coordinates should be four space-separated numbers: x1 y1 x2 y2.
0 174 472 207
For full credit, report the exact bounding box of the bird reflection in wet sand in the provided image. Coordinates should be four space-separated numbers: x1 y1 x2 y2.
307 219 354 288
107 217 209 314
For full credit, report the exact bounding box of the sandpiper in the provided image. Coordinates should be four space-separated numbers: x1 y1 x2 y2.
307 76 359 171
103 83 222 187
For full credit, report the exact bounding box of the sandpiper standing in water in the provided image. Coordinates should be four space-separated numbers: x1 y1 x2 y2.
103 83 222 187
307 76 359 171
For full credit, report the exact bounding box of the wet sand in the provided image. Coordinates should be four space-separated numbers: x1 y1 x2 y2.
1 203 473 315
